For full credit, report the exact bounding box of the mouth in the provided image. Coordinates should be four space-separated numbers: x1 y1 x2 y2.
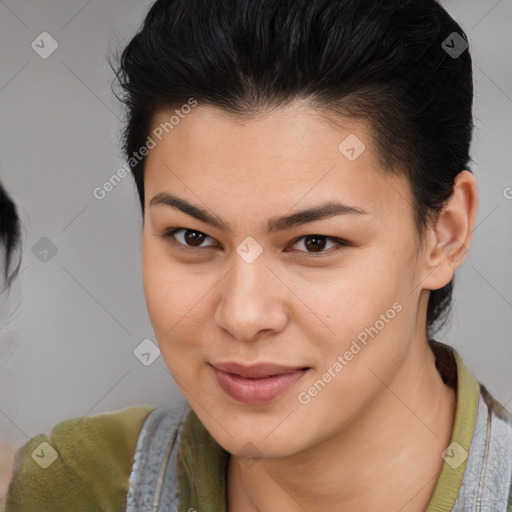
209 361 310 405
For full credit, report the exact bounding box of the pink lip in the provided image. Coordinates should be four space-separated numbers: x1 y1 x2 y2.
210 362 309 405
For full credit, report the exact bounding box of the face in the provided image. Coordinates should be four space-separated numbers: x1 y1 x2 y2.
142 102 429 458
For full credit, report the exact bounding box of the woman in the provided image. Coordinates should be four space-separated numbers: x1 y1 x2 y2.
0 183 22 503
0 184 21 293
3 0 512 511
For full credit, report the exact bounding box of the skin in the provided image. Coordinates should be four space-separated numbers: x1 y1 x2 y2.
142 101 478 512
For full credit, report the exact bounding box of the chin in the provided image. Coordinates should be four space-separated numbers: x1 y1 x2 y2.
226 436 305 461
204 413 310 459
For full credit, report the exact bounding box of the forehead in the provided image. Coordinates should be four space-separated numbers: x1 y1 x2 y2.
144 103 412 224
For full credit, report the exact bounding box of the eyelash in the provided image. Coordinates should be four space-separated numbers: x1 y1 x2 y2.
159 228 349 257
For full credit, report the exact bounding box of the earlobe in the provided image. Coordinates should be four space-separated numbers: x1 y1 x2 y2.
421 170 479 291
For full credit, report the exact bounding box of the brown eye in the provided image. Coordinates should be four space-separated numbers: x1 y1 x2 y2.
303 235 329 252
182 230 206 247
287 235 348 256
161 228 217 249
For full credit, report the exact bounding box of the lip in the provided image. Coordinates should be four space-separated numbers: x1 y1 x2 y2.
212 361 307 378
210 362 309 405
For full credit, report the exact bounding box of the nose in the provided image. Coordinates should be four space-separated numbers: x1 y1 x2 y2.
214 254 289 342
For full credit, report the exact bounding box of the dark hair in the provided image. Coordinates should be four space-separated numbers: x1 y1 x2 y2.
0 183 22 291
113 0 473 338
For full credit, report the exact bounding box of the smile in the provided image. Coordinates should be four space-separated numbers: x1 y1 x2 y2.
210 362 309 405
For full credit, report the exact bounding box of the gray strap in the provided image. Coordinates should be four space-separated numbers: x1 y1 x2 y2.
125 401 190 512
452 393 512 511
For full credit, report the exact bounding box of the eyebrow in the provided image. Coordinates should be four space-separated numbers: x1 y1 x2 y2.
150 192 368 233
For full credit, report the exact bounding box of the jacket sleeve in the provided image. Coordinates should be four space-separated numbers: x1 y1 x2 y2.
1 405 156 512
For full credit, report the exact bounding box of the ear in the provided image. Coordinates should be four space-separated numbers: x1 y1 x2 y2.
421 170 479 291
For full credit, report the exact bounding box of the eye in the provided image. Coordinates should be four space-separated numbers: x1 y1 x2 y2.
160 228 349 257
285 234 349 256
160 228 218 251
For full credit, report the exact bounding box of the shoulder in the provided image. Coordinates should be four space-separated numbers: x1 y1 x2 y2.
2 405 156 512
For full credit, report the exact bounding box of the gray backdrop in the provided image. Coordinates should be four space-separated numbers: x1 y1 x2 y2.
0 0 511 455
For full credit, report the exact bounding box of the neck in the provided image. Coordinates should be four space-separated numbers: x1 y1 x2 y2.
227 339 457 512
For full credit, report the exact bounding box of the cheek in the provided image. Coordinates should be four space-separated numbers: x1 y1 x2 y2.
143 269 189 342
314 257 399 332
142 244 164 326
142 238 211 355
142 238 184 339
307 254 411 366
142 260 198 381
